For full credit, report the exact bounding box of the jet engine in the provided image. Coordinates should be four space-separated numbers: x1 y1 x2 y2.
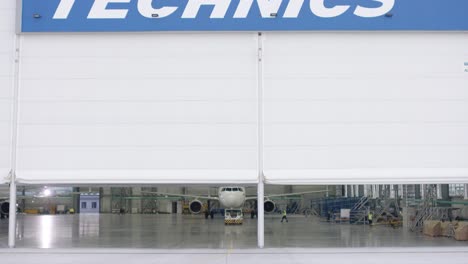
189 200 203 214
264 200 275 213
0 202 9 215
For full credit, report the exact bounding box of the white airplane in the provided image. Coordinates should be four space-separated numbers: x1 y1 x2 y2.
142 187 327 223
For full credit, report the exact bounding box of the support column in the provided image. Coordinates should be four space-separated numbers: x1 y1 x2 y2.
421 184 425 199
440 184 449 200
8 33 22 248
100 187 112 213
415 184 421 199
21 187 25 212
372 185 379 199
72 187 80 214
344 185 348 197
390 185 395 199
257 176 264 248
363 185 368 197
132 187 142 214
256 32 264 249
437 184 443 199
465 184 468 200
8 180 17 248
336 185 343 197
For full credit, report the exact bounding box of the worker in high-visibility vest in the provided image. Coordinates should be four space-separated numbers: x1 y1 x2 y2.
368 211 374 226
281 210 288 223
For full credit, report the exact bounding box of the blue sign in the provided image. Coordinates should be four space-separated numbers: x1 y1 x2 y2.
21 0 468 32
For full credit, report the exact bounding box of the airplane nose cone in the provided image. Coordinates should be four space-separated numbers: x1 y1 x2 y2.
221 194 243 208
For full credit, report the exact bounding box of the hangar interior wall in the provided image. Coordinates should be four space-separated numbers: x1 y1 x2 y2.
0 1 15 183
3 30 468 185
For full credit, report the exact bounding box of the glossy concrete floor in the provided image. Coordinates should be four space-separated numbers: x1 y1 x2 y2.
1 248 468 264
0 214 466 249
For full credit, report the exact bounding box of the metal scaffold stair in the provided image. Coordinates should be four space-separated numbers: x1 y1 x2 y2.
410 184 449 232
410 207 451 231
375 185 400 218
350 196 369 224
351 196 369 211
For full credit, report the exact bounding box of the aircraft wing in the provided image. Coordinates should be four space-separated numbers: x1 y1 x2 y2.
266 189 329 198
140 191 219 200
245 189 328 200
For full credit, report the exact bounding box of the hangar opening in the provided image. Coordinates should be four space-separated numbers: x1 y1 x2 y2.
1 184 466 248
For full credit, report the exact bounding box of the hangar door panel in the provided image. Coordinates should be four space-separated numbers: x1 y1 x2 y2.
0 0 15 183
264 33 468 184
17 34 258 184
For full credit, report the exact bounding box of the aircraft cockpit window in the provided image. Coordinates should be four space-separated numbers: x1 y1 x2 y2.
226 188 232 192
232 187 239 191
221 188 226 191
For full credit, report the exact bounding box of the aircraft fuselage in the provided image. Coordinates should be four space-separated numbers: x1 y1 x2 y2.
218 187 246 209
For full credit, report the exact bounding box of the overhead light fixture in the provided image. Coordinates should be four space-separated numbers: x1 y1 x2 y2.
33 14 42 19
152 14 159 18
270 13 277 17
385 13 393 18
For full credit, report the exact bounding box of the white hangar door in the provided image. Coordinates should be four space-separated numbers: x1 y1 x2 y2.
0 0 15 183
16 33 258 185
263 33 468 185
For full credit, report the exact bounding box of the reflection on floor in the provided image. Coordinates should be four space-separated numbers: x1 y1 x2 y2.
0 214 466 248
